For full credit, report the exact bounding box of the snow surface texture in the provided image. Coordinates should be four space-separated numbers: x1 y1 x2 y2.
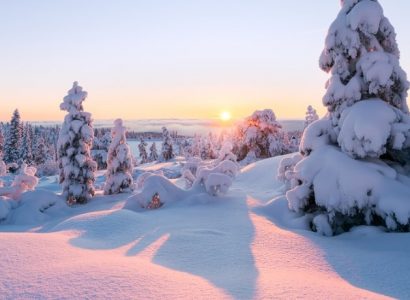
57 82 97 204
1 156 409 298
104 119 134 195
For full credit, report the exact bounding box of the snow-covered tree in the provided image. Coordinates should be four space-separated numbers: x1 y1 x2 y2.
57 82 97 205
149 142 159 162
33 136 48 166
4 109 22 164
285 0 410 236
161 127 174 161
104 119 133 195
20 123 33 164
200 134 217 160
304 105 319 128
235 109 284 162
0 125 4 159
138 138 149 164
91 130 111 170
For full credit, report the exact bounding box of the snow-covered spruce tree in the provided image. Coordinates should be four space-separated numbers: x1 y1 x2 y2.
149 142 159 162
138 138 149 164
33 136 48 166
286 0 410 236
4 109 22 164
57 82 97 205
0 124 4 159
104 119 134 195
20 123 33 164
304 105 319 129
161 126 174 161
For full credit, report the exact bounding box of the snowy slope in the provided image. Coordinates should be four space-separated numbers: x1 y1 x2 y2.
0 156 409 299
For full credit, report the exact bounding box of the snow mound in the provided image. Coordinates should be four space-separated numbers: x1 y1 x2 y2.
126 175 187 210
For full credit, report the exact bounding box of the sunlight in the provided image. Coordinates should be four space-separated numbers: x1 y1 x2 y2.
220 111 232 122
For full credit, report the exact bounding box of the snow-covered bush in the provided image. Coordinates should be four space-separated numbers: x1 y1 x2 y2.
104 119 134 195
204 173 232 197
216 141 237 164
285 0 410 236
182 157 204 188
193 160 238 196
0 163 39 200
57 82 97 204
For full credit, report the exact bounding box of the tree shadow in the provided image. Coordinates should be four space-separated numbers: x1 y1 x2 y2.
42 192 259 299
125 196 259 299
254 196 410 299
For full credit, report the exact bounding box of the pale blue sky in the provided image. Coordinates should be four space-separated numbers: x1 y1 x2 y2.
1 0 409 121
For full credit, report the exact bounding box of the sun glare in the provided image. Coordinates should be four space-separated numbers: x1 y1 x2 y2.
220 111 231 121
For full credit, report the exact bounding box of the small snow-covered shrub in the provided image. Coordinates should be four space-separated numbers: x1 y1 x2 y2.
182 157 204 188
284 0 410 236
126 175 185 209
182 169 196 189
216 141 238 164
204 173 232 196
193 160 238 196
0 163 39 200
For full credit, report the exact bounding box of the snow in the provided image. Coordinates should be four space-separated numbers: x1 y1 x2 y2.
0 155 410 298
338 99 410 158
346 0 383 34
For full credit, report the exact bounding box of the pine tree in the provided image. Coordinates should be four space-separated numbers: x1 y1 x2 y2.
161 126 174 161
4 109 22 164
149 142 159 162
104 119 134 195
138 138 148 164
57 82 97 204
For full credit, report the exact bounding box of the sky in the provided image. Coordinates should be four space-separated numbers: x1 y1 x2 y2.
1 0 410 122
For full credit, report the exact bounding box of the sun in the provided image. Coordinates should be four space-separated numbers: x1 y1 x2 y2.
220 111 232 122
